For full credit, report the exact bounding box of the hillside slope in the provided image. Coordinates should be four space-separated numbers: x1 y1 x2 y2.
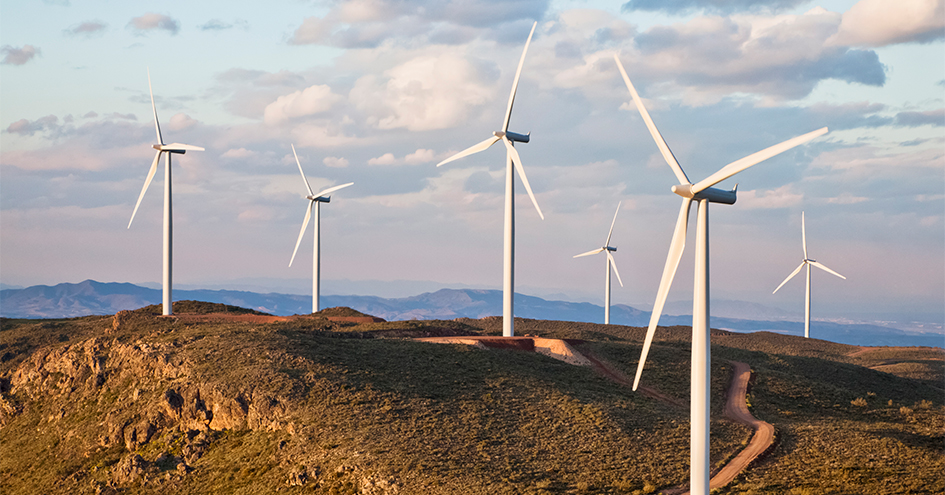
0 304 941 494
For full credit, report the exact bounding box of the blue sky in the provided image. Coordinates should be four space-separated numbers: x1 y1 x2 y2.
1 0 942 322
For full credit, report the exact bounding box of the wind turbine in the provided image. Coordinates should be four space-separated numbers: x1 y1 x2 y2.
288 144 354 314
574 202 624 324
773 211 846 339
615 54 827 495
127 70 204 316
436 21 543 337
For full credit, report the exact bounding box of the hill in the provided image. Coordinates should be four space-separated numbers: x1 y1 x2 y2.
2 280 941 348
0 305 941 494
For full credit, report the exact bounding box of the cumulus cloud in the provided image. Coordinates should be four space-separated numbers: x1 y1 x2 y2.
830 0 945 47
65 20 107 36
350 52 495 131
404 148 436 164
263 84 343 125
5 115 59 136
622 0 809 14
368 153 397 165
222 148 256 159
366 149 440 166
617 8 886 102
128 13 180 35
168 113 197 131
1 45 40 65
323 156 349 168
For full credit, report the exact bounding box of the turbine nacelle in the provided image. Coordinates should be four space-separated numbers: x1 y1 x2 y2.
606 246 617 252
671 184 738 205
493 130 530 143
306 195 331 203
153 143 205 154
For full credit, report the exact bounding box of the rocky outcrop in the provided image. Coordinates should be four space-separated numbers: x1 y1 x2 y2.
2 335 296 469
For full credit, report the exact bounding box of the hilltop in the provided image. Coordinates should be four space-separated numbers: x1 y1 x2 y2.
0 302 942 494
2 280 941 348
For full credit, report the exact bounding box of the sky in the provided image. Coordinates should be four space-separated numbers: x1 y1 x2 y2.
1 0 943 323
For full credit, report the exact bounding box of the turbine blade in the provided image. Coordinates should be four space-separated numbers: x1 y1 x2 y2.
772 261 806 294
692 127 828 193
632 197 691 390
810 261 846 280
614 55 689 186
605 200 621 247
161 143 205 152
502 21 537 133
147 68 163 145
292 144 315 197
802 211 808 259
504 136 544 220
128 150 162 228
607 251 624 287
289 201 313 267
436 136 500 167
573 248 605 258
313 182 354 198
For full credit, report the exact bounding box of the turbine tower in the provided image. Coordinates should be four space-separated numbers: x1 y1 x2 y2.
573 201 624 324
128 70 204 316
615 55 827 495
288 144 354 314
436 21 544 337
773 211 846 338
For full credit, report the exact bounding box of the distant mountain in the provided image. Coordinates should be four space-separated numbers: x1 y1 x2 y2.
1 280 941 348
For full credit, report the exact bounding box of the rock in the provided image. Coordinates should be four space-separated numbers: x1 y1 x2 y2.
111 454 148 485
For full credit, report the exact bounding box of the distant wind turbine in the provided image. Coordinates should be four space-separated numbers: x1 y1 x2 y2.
615 54 828 495
288 144 354 314
436 21 543 337
773 211 846 339
574 202 624 325
127 70 204 316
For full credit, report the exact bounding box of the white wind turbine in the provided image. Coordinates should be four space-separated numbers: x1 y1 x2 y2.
615 55 828 495
574 202 624 325
127 70 204 316
773 211 846 339
288 144 354 314
436 21 543 337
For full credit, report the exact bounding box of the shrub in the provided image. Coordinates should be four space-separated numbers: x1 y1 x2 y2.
851 397 868 407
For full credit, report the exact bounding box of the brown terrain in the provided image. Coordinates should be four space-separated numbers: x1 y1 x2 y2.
417 335 775 492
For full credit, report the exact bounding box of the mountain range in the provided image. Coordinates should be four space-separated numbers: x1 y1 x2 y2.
1 279 941 348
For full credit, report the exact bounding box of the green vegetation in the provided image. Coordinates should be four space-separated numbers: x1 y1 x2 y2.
0 307 941 494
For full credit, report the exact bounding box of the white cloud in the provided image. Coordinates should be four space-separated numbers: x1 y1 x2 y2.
350 51 495 131
222 148 255 159
404 148 436 164
263 84 343 125
368 152 397 165
168 113 197 131
830 0 945 47
366 149 439 166
323 156 349 168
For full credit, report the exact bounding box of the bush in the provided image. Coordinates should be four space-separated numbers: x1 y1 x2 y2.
851 397 868 407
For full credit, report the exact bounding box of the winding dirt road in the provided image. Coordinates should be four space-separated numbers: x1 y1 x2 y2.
692 361 776 493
